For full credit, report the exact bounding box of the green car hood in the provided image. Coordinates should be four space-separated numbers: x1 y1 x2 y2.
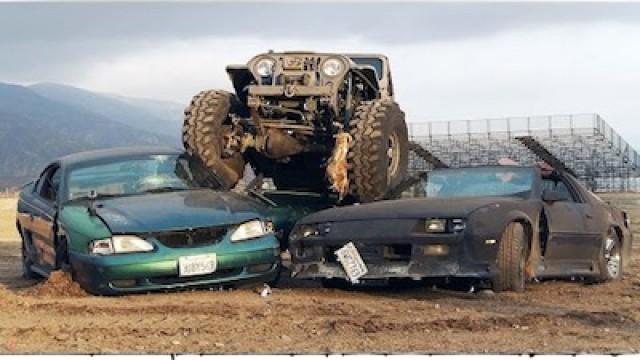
80 189 267 234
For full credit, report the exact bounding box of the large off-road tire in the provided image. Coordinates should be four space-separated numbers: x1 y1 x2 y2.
183 90 245 189
595 228 623 283
348 99 409 202
493 222 527 292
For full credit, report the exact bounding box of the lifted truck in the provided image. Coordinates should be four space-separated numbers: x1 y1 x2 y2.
182 51 409 202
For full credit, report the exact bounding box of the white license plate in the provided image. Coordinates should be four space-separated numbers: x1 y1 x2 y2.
178 254 217 277
334 242 368 284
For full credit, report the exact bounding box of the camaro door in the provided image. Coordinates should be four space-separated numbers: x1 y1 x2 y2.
542 177 598 267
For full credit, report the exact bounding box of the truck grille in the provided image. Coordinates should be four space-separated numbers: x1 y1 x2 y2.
153 226 229 248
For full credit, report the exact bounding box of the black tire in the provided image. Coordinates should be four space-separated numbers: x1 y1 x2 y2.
348 99 408 202
493 222 527 292
20 230 40 280
183 89 245 189
595 228 623 282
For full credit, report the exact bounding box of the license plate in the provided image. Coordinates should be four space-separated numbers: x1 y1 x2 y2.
178 254 217 277
334 242 368 284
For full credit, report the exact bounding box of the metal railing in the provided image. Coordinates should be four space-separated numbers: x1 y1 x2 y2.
407 113 640 192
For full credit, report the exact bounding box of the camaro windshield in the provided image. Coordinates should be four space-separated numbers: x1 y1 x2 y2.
409 167 535 199
66 154 221 201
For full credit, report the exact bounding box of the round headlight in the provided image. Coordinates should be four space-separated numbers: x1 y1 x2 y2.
255 58 275 77
322 58 345 77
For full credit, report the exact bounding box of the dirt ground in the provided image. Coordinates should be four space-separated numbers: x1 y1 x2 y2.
1 195 639 354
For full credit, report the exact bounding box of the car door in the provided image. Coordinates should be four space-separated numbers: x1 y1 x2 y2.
542 176 596 268
29 164 61 269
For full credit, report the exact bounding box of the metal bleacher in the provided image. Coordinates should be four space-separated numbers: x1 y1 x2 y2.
407 114 640 192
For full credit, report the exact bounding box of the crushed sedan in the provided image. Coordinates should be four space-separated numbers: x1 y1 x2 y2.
289 165 633 292
16 147 289 295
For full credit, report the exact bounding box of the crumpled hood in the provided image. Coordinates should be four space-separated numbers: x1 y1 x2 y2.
299 196 522 224
90 190 267 233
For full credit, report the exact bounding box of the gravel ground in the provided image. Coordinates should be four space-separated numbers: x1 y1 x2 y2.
0 194 638 354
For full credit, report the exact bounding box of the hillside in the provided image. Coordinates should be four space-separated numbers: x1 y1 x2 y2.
29 83 183 138
0 83 178 187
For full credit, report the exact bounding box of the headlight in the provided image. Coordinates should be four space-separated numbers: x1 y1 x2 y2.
255 58 275 77
89 236 154 256
231 219 273 242
425 219 447 233
423 218 466 233
321 58 345 77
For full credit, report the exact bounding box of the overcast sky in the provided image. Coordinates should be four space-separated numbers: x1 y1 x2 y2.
1 2 640 148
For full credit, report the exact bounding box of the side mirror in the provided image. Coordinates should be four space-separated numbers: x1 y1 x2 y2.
542 189 569 203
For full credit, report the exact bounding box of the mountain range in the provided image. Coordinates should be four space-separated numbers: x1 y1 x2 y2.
0 82 185 188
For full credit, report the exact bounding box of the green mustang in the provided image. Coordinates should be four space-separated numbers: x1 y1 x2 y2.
16 147 329 295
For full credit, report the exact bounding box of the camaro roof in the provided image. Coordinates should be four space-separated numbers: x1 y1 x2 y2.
57 146 182 167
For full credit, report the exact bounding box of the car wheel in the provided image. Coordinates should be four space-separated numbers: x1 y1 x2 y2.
597 229 623 282
493 222 527 292
20 233 40 280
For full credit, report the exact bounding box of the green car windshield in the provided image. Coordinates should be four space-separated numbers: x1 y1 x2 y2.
66 154 221 201
402 167 535 199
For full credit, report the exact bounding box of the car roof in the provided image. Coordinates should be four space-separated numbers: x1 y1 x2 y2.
56 146 182 168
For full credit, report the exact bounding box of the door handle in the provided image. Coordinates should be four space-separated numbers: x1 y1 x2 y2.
585 213 593 219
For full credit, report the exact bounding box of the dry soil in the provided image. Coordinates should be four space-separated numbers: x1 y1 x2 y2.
0 195 639 354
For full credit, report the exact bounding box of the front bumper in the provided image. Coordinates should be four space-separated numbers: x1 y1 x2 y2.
289 233 495 281
249 85 332 97
70 241 280 295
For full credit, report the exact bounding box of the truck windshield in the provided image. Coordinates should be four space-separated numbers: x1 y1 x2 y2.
349 57 384 79
403 167 535 199
66 154 221 201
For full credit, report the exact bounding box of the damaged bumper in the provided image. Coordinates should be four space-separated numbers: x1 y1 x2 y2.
290 233 495 281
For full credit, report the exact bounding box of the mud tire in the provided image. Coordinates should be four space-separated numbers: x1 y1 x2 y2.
493 222 527 292
348 99 408 202
182 89 245 189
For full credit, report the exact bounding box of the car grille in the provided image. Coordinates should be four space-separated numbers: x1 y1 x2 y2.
153 226 229 248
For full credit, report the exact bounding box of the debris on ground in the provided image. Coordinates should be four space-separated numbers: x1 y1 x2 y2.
260 284 272 297
21 271 88 297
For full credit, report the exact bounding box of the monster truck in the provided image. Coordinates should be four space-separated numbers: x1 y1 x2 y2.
182 51 408 202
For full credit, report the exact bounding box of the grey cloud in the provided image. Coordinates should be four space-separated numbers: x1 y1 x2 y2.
2 2 640 82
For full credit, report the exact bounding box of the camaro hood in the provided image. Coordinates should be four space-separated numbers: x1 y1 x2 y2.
299 197 522 224
88 190 267 233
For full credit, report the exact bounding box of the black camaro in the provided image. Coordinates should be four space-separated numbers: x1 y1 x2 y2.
288 165 633 292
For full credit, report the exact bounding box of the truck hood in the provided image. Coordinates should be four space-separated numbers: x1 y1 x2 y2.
299 197 522 224
88 189 267 234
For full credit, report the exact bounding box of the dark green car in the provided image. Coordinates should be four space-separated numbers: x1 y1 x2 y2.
16 147 329 295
